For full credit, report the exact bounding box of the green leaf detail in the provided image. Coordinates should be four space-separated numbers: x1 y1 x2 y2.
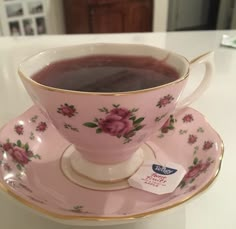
193 157 198 165
124 138 132 144
131 108 139 113
130 116 136 121
16 164 22 171
16 140 22 147
94 118 99 123
83 122 98 128
158 134 164 138
133 117 144 125
112 104 120 108
207 157 212 162
29 132 35 140
34 154 41 159
24 143 29 151
103 107 109 113
179 181 186 188
72 205 83 213
197 127 204 133
135 125 144 131
96 128 102 134
169 126 174 130
190 178 195 183
30 115 38 123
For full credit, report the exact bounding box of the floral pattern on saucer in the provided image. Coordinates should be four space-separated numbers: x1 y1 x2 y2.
0 139 41 171
14 124 24 135
156 110 218 190
0 106 223 223
36 122 47 132
179 157 214 188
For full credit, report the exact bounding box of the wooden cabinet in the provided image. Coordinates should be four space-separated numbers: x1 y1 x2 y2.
89 0 125 33
63 0 153 34
125 0 153 32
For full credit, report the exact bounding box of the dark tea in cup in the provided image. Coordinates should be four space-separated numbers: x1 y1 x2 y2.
32 55 179 92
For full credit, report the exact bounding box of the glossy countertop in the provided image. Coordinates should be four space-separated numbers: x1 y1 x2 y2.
0 30 235 229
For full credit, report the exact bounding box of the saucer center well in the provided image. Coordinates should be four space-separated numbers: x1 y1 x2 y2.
60 143 157 191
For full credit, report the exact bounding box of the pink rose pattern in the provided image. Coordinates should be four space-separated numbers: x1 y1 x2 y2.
36 122 47 132
178 113 214 188
83 104 145 144
182 114 194 123
29 115 48 140
57 103 78 117
179 157 214 188
188 134 197 144
156 94 174 108
203 141 213 150
156 112 215 189
14 125 24 135
0 139 41 171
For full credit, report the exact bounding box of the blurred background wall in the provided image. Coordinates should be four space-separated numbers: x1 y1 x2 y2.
0 0 235 36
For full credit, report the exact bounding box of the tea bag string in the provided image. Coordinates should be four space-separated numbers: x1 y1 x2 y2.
144 141 167 168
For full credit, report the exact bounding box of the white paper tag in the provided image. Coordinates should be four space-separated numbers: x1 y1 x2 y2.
128 161 186 195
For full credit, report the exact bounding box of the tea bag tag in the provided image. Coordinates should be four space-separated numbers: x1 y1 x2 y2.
128 161 186 195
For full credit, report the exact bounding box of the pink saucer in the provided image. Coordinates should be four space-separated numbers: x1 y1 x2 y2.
0 106 223 225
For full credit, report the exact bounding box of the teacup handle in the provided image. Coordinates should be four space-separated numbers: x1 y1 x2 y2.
176 51 214 111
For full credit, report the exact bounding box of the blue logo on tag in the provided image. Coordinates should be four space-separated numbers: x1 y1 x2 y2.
152 164 177 175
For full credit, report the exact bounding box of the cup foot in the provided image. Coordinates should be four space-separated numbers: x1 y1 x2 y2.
61 143 156 190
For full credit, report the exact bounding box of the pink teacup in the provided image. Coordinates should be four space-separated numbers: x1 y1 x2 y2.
18 44 214 183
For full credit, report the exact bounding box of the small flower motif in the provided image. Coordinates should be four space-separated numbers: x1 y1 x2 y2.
156 94 174 108
14 125 24 135
160 115 175 134
203 141 213 150
182 114 194 123
30 115 38 123
3 163 11 172
57 103 78 117
36 122 47 132
2 142 13 151
66 205 89 214
188 134 197 144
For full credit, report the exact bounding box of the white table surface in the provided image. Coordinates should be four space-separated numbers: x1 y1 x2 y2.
0 30 235 228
